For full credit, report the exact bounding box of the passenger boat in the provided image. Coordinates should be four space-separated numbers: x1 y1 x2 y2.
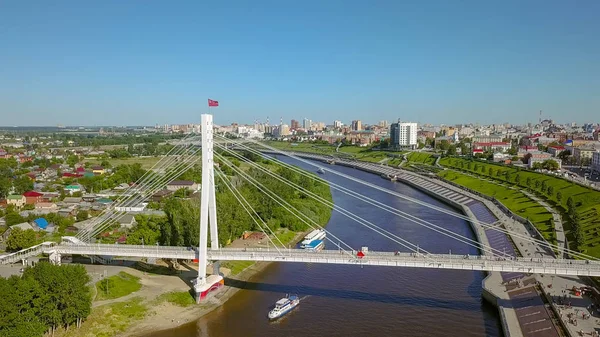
268 294 300 320
317 167 325 174
303 239 325 251
301 229 326 248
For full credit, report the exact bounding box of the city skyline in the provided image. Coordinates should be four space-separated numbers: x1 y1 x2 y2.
0 1 599 126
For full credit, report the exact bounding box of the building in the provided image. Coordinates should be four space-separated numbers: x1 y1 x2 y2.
64 184 84 195
528 153 561 169
390 121 418 149
333 120 342 128
351 120 362 131
290 119 299 130
91 166 105 175
152 189 174 202
592 151 600 174
547 145 566 157
473 135 504 143
117 214 137 229
114 203 146 212
166 180 199 191
378 120 388 128
472 142 511 153
303 119 312 130
6 195 26 208
23 191 44 205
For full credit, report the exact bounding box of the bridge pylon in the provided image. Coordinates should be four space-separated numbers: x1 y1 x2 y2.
194 113 224 302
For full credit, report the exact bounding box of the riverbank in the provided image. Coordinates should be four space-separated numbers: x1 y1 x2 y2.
128 229 309 337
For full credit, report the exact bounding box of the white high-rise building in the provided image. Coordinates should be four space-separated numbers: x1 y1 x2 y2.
303 118 312 130
390 120 418 149
333 120 342 128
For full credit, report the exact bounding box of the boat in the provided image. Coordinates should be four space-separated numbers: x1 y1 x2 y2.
317 167 325 174
303 239 325 251
268 294 300 320
300 229 326 248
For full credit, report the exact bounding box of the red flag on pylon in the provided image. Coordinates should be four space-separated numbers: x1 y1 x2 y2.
208 99 219 107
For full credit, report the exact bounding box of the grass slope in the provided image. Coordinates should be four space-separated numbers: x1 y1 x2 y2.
95 272 142 301
440 157 600 255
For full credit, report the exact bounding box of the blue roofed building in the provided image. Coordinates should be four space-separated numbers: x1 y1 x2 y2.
33 218 48 230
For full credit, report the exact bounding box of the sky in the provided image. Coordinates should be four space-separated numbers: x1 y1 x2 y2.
0 1 599 127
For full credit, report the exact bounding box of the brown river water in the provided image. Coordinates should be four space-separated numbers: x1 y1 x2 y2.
143 157 501 337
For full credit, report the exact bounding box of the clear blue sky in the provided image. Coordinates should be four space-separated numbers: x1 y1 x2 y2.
0 1 598 126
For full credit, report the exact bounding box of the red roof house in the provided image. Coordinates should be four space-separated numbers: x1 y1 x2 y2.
23 191 44 205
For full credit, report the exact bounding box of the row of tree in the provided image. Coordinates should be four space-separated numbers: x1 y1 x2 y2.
0 263 92 337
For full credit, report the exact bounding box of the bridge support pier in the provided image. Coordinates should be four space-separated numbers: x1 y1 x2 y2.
194 113 223 303
49 251 61 266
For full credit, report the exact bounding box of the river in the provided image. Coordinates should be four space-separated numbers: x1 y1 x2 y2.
145 157 502 337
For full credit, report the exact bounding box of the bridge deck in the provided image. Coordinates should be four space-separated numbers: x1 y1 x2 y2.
7 244 593 277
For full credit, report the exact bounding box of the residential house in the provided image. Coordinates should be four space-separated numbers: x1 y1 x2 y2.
166 180 199 192
32 218 51 232
2 222 36 241
114 203 146 212
64 184 84 195
113 183 130 191
91 166 105 175
23 191 44 205
82 194 97 202
6 195 26 208
63 197 82 205
35 202 58 211
117 214 137 229
152 189 174 202
58 207 77 217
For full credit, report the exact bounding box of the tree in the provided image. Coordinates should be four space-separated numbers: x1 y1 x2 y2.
4 212 25 226
526 177 532 188
488 168 494 177
0 176 10 199
66 155 80 167
567 196 577 218
555 190 561 203
6 228 37 252
13 176 33 195
76 210 89 221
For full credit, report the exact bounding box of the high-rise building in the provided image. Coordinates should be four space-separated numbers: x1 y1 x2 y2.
334 120 342 128
303 118 312 130
378 120 388 128
390 120 418 149
351 120 362 131
291 119 300 130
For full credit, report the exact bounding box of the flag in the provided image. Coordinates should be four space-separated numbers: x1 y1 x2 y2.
208 99 219 107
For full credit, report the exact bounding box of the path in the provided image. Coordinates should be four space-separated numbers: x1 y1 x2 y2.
521 190 566 258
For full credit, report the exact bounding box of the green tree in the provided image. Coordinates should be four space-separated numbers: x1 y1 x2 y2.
6 228 37 252
555 190 561 203
76 210 89 221
0 176 10 199
4 212 25 226
13 176 33 194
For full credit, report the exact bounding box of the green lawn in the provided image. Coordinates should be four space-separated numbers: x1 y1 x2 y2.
95 272 142 301
155 291 195 307
85 156 163 169
56 297 148 337
406 152 436 165
439 170 556 245
221 261 255 275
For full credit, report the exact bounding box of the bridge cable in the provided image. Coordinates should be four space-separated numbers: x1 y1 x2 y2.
249 140 596 261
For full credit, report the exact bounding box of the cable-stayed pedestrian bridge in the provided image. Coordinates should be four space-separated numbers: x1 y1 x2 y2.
5 243 598 277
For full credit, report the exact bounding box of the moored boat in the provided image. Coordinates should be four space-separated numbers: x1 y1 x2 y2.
268 294 300 320
301 229 326 248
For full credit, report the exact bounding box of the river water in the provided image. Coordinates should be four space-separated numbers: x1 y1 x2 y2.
145 157 501 337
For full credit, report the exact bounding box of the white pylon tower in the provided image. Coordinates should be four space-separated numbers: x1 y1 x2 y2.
194 113 223 301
